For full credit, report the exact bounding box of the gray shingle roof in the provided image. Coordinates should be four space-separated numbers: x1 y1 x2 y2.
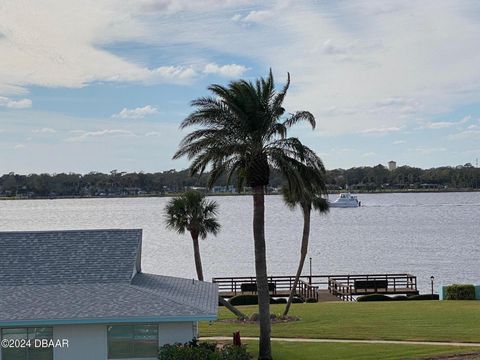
0 229 142 285
0 229 218 325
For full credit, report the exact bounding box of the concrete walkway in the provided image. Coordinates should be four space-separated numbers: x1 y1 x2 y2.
201 337 480 347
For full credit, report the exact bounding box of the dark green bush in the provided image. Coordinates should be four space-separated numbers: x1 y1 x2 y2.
445 284 475 300
158 341 251 360
228 295 258 306
306 297 318 303
392 295 408 301
271 297 287 304
292 296 304 303
229 295 293 305
407 294 439 301
356 294 393 302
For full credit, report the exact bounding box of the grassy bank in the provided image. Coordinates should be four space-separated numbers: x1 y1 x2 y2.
244 341 480 360
200 301 480 342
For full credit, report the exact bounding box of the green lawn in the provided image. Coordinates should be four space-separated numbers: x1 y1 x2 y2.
245 341 480 360
200 301 480 342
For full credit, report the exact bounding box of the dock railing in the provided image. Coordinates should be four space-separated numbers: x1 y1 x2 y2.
327 273 418 300
212 275 320 300
213 273 417 301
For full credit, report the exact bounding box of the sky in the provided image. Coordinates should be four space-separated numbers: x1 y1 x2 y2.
1 0 480 174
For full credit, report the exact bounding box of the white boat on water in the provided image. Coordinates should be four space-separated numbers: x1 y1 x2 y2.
329 193 361 208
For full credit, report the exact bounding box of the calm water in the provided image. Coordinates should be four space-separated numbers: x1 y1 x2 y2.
0 192 478 293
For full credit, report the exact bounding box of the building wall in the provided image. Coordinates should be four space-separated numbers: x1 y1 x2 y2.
54 322 196 360
53 324 107 360
1 322 196 360
157 321 197 346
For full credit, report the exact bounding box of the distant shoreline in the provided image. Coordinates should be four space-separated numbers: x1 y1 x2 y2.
1 188 479 201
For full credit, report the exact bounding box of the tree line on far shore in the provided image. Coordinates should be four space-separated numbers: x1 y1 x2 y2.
0 163 479 198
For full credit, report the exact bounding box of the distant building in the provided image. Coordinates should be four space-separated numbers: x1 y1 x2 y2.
388 160 397 171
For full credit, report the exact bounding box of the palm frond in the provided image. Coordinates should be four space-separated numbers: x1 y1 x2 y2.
283 111 316 130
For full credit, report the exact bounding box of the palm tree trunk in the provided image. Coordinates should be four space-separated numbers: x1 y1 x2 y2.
190 231 204 282
283 204 311 316
218 297 247 319
252 185 272 360
189 232 246 320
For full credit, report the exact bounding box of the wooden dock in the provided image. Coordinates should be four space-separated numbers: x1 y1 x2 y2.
212 273 418 302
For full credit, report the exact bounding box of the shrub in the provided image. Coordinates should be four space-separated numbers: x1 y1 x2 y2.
306 297 318 303
229 295 293 305
292 296 304 303
407 294 439 301
228 295 258 306
445 284 476 300
219 344 252 360
356 294 393 302
158 340 251 360
392 295 408 301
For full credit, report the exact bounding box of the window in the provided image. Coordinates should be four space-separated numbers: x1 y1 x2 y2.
107 324 158 359
1 327 53 360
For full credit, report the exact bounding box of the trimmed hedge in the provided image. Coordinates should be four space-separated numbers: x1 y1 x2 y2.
408 294 439 301
445 284 476 300
357 293 440 302
306 297 318 303
228 295 294 306
228 295 258 306
158 340 252 360
356 294 393 302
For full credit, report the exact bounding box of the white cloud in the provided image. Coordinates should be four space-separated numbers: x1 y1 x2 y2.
0 2 203 95
219 1 480 134
14 144 26 149
145 131 161 136
361 126 403 135
64 129 136 142
1 0 480 138
424 121 457 129
361 152 376 157
0 96 32 109
411 147 447 155
203 63 248 78
422 115 472 129
448 130 480 141
32 128 57 133
392 140 405 144
243 10 272 23
112 105 158 119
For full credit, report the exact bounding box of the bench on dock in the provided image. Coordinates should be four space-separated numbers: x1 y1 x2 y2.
354 279 388 292
240 282 276 293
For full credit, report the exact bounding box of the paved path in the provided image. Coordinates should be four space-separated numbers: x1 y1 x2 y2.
201 337 480 347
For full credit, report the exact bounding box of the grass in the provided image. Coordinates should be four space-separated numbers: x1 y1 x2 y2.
244 341 480 360
200 301 480 342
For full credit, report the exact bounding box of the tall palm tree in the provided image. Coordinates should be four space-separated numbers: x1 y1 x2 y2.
281 166 329 316
165 190 220 281
165 190 246 319
173 70 324 360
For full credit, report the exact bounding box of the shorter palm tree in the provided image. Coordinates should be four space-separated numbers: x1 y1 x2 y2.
165 190 220 281
282 167 329 316
165 190 246 319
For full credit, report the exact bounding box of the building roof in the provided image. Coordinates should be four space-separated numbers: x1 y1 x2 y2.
0 229 218 326
0 229 142 286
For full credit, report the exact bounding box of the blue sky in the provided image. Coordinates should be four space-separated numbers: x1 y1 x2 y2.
1 0 480 174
